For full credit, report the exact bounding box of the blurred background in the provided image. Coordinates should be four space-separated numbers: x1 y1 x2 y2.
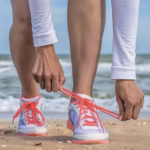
0 0 150 119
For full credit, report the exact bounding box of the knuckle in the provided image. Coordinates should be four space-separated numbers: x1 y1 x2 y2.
142 93 145 99
64 77 66 82
127 99 140 107
137 99 141 104
32 70 37 76
52 73 59 79
44 73 51 79
37 73 42 78
62 77 66 83
133 99 141 106
127 101 134 107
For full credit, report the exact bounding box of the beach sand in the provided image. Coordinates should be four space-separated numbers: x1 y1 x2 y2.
0 119 150 150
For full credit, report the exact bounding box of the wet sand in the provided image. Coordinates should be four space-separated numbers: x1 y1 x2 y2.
0 119 150 150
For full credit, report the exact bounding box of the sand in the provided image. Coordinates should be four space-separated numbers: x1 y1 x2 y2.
0 119 150 150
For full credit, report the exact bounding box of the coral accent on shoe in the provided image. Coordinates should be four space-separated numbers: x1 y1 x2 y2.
18 132 48 136
60 87 119 132
67 119 74 131
72 139 109 144
67 118 109 144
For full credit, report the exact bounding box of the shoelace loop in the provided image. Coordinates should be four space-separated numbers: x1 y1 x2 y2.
60 87 119 132
13 96 45 126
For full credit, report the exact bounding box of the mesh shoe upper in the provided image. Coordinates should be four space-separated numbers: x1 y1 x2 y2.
13 95 47 132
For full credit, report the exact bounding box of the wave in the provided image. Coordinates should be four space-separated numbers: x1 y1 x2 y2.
0 60 150 74
60 60 150 73
59 59 71 67
0 67 12 73
136 64 150 72
0 61 13 66
0 95 149 113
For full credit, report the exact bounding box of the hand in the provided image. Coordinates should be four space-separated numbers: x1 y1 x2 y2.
32 45 65 92
115 80 144 121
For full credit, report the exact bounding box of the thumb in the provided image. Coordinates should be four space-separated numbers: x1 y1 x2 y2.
116 97 125 121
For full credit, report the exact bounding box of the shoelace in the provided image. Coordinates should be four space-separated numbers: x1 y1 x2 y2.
74 99 100 127
60 87 119 132
12 95 45 126
12 87 119 131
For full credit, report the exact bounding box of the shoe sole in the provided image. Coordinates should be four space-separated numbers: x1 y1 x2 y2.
67 119 109 144
18 133 48 136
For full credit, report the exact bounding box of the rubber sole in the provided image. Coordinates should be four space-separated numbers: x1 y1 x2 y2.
72 139 109 144
18 132 48 136
67 119 109 144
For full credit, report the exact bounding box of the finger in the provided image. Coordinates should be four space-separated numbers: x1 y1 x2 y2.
138 90 144 108
39 78 45 89
116 97 125 121
52 75 59 92
45 78 52 92
132 105 140 120
124 105 133 121
59 67 66 89
32 58 40 83
140 96 144 108
32 68 39 83
140 99 144 108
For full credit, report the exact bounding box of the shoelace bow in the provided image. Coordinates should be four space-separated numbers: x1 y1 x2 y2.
61 87 119 132
13 96 45 126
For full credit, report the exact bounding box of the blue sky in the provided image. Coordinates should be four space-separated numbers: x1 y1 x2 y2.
0 0 150 55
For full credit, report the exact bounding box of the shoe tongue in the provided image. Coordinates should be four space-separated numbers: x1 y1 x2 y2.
77 94 98 126
21 95 41 124
76 94 92 102
21 95 39 103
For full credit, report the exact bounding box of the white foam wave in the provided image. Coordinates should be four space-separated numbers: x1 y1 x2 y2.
59 59 71 67
0 95 149 113
60 59 150 73
136 63 150 72
0 61 13 66
0 67 12 73
0 59 150 74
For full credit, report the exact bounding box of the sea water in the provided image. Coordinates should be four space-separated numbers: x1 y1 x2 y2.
0 54 150 119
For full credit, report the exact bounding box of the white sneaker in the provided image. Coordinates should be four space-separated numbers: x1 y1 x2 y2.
67 94 109 144
13 95 47 136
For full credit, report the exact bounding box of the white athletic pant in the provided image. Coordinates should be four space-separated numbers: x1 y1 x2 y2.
28 0 140 80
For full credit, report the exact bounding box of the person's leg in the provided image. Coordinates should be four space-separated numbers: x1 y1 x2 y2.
68 0 106 97
10 0 47 136
67 0 108 144
9 0 39 98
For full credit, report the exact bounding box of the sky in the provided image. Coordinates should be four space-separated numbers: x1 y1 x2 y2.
0 0 150 55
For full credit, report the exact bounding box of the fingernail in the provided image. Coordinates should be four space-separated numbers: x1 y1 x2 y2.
119 115 122 121
60 85 62 91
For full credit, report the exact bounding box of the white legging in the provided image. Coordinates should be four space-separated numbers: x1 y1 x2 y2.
28 0 140 80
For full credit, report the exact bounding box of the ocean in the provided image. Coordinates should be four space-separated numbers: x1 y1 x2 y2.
0 54 150 119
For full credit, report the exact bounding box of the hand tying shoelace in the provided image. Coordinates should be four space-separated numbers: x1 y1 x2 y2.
60 87 119 132
13 98 45 126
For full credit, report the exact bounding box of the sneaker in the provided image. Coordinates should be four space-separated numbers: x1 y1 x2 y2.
13 95 47 136
67 94 109 144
